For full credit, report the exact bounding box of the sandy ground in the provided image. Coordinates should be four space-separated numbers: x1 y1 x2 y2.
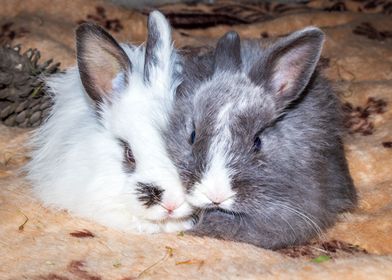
0 0 391 279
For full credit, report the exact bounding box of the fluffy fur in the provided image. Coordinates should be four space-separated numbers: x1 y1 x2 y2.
25 11 193 233
166 28 357 249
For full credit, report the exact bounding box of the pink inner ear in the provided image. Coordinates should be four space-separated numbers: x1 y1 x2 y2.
84 37 125 98
272 65 295 96
277 82 288 96
272 45 311 96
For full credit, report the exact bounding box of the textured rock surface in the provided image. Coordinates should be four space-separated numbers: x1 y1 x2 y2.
1 0 392 279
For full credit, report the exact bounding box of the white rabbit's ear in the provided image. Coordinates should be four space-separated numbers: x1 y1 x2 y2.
143 11 172 86
248 27 324 110
76 23 131 103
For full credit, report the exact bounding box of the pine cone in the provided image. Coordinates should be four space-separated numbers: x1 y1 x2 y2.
0 44 60 128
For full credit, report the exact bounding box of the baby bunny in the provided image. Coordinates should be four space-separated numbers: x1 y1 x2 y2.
167 28 357 248
25 11 193 233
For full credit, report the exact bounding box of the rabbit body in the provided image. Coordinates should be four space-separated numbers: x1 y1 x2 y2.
168 29 357 249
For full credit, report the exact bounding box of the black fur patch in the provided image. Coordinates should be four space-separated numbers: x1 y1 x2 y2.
135 183 164 208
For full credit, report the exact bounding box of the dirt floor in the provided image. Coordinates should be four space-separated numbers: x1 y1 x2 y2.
0 0 391 279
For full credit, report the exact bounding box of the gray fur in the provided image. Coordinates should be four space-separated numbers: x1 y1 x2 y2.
166 28 357 249
214 31 242 72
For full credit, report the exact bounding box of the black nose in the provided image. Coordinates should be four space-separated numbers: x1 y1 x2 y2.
213 201 220 206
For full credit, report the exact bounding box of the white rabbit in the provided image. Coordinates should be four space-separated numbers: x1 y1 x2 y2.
25 11 193 233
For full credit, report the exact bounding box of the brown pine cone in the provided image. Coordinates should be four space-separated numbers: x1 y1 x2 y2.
0 44 60 128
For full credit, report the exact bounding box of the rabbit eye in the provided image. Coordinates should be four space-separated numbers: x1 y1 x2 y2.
253 136 262 152
190 130 196 145
119 139 136 171
125 145 135 164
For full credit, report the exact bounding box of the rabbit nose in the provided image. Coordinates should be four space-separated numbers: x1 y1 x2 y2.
163 203 179 214
207 195 223 205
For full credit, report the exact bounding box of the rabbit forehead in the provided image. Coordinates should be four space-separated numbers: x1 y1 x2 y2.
194 72 274 147
193 72 273 121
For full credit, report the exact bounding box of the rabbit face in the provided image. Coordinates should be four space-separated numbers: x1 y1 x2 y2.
100 61 193 222
169 29 330 214
184 73 276 212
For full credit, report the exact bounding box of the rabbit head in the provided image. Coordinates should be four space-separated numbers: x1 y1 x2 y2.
173 28 326 210
76 11 193 223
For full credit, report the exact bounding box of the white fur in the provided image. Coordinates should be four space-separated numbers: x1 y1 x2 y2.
187 100 237 210
25 13 192 233
187 151 236 210
145 11 173 95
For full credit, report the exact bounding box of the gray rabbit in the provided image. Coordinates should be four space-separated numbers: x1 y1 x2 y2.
166 28 357 249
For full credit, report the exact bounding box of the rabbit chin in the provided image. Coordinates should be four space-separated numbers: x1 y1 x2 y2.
139 206 195 233
81 201 194 234
142 201 194 222
185 187 236 212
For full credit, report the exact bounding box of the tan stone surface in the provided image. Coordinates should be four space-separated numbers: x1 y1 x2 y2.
1 0 392 279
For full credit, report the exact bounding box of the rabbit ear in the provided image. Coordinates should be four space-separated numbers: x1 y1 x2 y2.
214 31 242 72
248 27 324 110
144 11 173 85
76 23 131 103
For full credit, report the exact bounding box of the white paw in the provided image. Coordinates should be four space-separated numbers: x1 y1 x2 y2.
161 218 195 233
134 220 162 234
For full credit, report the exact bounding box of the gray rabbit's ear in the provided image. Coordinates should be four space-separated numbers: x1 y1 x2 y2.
144 11 173 85
214 31 242 72
248 27 324 109
76 23 131 103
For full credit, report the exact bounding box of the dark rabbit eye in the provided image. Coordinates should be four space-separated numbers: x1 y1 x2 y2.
119 139 136 170
190 130 196 145
254 136 262 152
125 145 135 164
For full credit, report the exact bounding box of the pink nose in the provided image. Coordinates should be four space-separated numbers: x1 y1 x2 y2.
164 203 178 214
208 195 224 205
